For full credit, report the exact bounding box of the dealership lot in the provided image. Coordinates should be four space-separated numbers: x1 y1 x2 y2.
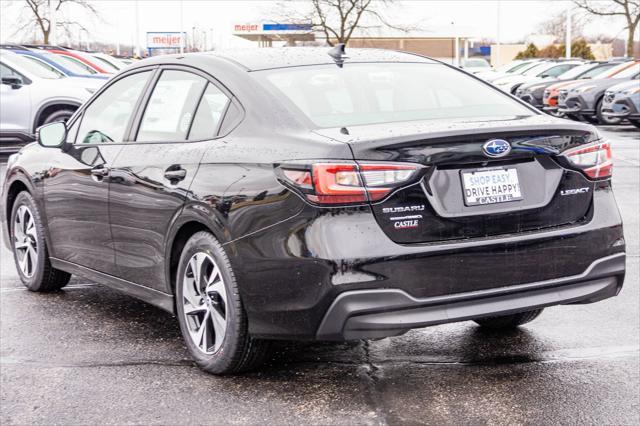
0 125 638 425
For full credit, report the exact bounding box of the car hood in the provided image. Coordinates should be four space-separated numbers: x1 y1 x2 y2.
62 76 106 91
547 79 588 91
569 77 631 92
606 80 639 93
519 77 560 91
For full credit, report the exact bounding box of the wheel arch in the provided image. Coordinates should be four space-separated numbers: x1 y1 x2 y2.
4 174 36 237
32 100 81 133
164 209 229 297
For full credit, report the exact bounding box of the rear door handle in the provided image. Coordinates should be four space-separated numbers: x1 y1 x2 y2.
164 168 187 181
90 165 110 177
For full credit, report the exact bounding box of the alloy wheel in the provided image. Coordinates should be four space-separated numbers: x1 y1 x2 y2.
13 205 38 278
182 252 228 354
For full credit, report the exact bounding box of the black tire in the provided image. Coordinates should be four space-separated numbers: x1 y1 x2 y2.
596 98 622 126
41 108 75 126
473 309 543 329
175 231 269 375
10 191 71 292
630 119 640 129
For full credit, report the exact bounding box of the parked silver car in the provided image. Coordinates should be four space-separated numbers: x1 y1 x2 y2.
0 50 104 153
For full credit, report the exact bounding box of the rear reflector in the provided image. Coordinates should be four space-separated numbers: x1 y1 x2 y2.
563 141 612 179
279 162 421 205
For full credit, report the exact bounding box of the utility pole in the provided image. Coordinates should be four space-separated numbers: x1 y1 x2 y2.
495 0 501 67
179 0 184 54
565 7 572 58
49 1 57 45
134 0 141 57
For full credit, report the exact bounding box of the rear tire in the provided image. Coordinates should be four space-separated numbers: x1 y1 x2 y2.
473 309 543 329
10 191 71 292
175 231 269 375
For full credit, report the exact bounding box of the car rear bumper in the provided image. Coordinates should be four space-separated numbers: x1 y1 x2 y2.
231 186 625 340
316 253 625 340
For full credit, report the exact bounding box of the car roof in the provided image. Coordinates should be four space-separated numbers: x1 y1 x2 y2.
202 47 437 71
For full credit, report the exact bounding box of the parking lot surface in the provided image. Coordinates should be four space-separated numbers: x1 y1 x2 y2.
1 126 638 425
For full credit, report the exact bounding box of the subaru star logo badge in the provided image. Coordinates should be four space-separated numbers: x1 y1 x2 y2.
482 139 511 158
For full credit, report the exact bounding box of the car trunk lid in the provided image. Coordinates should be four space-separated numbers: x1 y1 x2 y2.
314 115 599 244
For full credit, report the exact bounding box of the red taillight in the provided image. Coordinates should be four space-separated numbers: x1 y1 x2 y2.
279 162 421 205
563 141 612 179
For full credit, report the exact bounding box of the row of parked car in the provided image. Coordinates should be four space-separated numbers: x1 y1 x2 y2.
473 58 640 128
0 44 134 153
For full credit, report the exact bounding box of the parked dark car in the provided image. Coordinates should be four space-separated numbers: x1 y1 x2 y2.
1 48 626 375
559 61 639 124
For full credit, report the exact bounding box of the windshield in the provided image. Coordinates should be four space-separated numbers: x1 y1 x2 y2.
613 63 640 78
47 53 97 74
601 62 637 79
578 63 616 79
464 59 489 68
522 63 551 76
258 63 534 128
21 55 65 78
558 63 596 80
90 55 120 72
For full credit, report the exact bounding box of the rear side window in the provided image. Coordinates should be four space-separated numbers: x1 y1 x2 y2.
188 84 230 140
77 71 151 144
137 70 207 142
257 63 533 128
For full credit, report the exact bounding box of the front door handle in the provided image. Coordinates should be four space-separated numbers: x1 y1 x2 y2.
164 168 187 181
90 165 110 177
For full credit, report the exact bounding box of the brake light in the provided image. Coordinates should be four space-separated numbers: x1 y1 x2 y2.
279 162 420 205
563 141 612 179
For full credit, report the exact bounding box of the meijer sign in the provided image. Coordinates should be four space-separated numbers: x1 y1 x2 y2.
147 32 186 49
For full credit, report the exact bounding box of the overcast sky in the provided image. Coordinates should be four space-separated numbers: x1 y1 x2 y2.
0 0 634 49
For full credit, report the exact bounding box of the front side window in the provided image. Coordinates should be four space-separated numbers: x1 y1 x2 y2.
21 56 65 78
137 70 207 142
0 62 22 79
77 71 150 144
258 63 534 128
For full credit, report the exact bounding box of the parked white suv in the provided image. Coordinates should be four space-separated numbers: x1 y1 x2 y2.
0 50 105 153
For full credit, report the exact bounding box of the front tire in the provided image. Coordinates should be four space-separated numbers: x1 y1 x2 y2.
473 309 543 329
596 98 622 125
10 191 71 291
175 231 269 374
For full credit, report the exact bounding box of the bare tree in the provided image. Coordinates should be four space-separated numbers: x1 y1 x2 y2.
536 10 591 42
20 0 98 44
277 0 416 46
573 0 640 57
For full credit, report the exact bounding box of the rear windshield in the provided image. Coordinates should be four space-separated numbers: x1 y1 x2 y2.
257 63 534 128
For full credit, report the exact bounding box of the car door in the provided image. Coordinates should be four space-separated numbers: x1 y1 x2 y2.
0 62 32 136
42 69 153 274
108 67 232 291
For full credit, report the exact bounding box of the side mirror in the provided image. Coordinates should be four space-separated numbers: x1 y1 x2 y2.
2 76 23 89
37 122 67 148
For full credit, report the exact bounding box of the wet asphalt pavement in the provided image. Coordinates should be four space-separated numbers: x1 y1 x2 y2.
1 126 638 425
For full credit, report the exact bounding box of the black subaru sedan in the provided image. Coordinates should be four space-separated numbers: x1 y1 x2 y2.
1 48 626 374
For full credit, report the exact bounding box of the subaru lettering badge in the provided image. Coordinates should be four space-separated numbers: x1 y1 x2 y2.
482 139 511 158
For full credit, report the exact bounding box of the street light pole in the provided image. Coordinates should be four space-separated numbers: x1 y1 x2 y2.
179 0 184 54
134 0 141 57
565 7 572 58
495 0 501 67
